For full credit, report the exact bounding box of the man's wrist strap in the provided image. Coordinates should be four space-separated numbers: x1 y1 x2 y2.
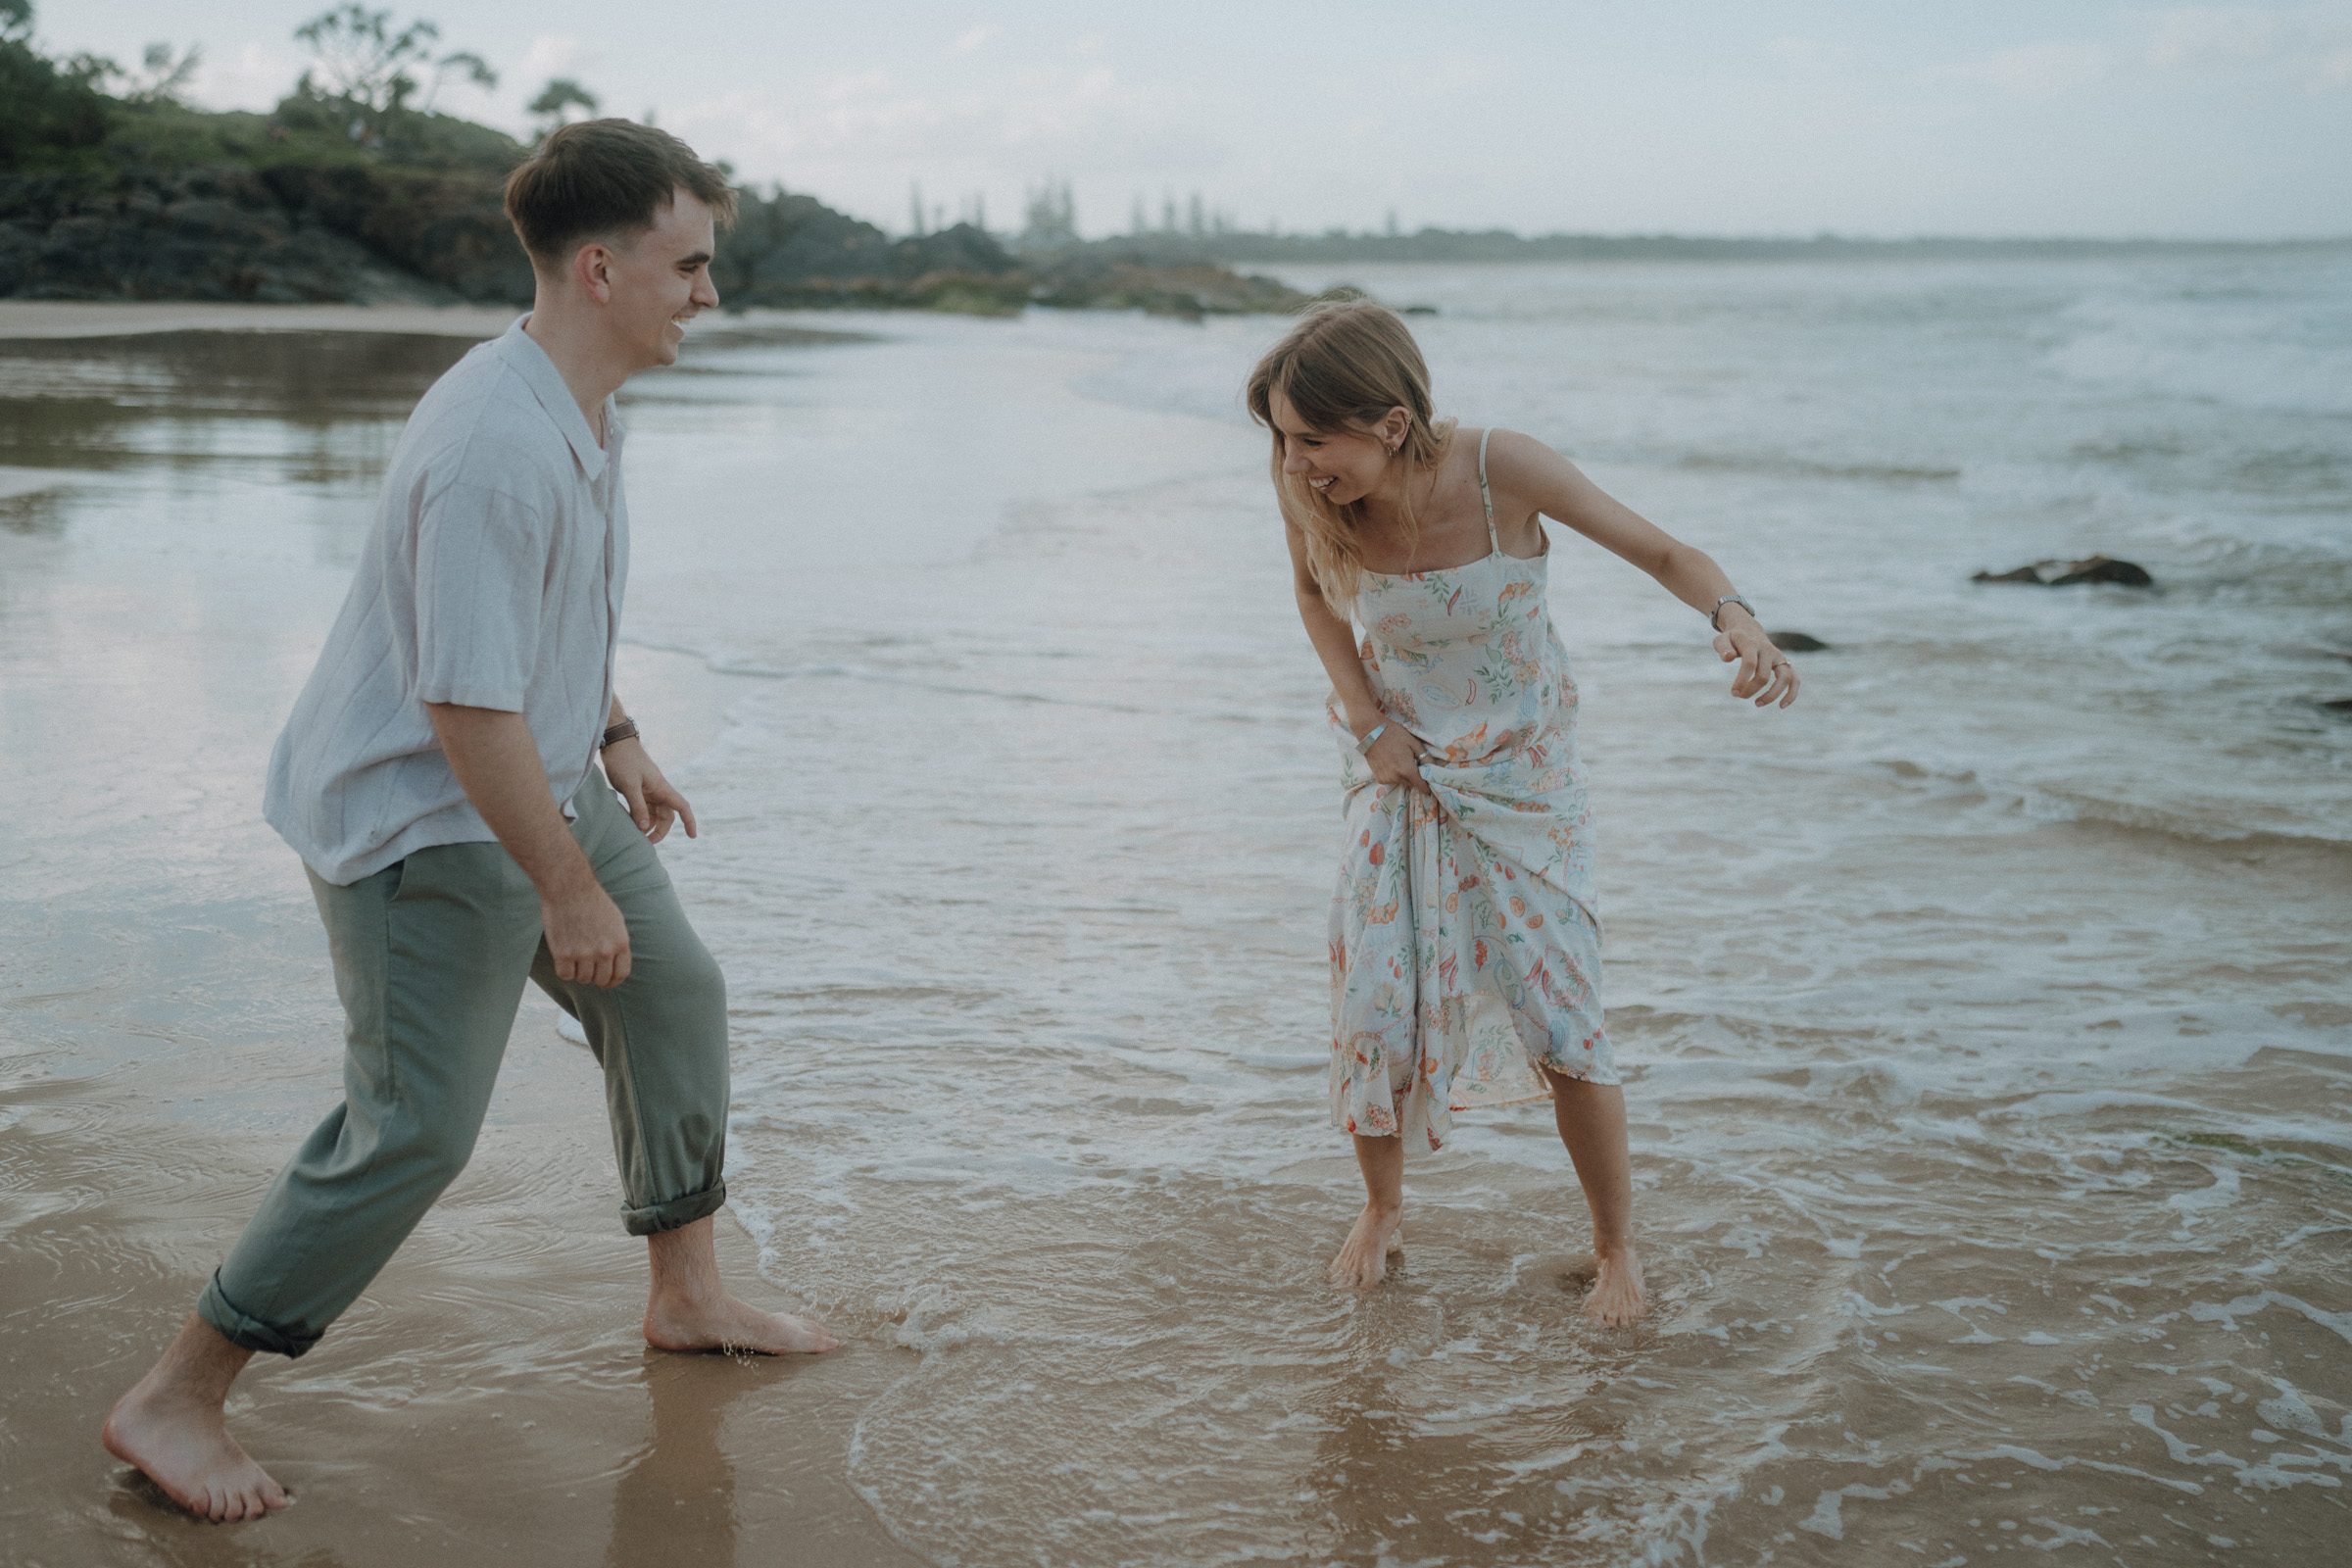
601 719 640 750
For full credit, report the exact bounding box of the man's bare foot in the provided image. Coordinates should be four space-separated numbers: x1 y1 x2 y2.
643 1217 837 1353
644 1291 839 1354
103 1377 289 1523
1327 1202 1403 1289
1583 1246 1647 1327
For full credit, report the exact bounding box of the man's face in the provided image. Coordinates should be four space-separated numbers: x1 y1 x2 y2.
602 188 719 370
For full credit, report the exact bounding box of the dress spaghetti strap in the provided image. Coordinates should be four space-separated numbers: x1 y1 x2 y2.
1476 427 1497 552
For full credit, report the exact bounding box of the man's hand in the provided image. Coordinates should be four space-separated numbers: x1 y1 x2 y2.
541 873 632 988
427 701 634 989
600 737 698 843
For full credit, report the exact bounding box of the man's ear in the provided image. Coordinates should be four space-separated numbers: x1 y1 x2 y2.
571 241 616 305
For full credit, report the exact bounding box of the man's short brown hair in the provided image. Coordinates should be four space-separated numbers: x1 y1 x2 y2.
503 119 739 271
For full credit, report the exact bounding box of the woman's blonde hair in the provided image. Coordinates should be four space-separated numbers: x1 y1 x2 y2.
1246 298 1453 618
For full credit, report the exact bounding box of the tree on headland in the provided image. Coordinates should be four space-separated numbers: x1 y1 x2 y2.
0 0 114 167
528 78 600 138
1020 176 1078 250
113 42 201 106
292 7 495 140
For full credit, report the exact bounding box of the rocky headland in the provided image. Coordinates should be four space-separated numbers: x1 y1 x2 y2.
0 36 1305 319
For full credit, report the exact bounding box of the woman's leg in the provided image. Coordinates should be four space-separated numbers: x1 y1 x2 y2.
1543 1069 1647 1325
1329 1133 1406 1288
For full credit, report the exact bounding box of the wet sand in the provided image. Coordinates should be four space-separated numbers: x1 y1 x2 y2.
2 997 921 1567
0 308 907 1563
0 632 920 1566
5 289 2348 1565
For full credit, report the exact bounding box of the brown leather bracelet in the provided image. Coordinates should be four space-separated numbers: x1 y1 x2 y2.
600 718 640 750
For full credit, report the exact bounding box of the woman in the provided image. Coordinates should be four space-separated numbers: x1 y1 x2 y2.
1248 302 1797 1326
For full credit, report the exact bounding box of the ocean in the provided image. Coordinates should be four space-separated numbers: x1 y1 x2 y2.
2 250 2347 1564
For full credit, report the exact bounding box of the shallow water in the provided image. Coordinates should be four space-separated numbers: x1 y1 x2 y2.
3 256 2349 1565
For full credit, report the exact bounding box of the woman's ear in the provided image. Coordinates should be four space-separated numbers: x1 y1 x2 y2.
1385 406 1411 453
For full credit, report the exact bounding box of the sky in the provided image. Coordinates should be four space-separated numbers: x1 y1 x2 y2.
40 1 2352 240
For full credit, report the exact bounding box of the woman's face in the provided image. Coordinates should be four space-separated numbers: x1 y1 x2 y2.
1269 389 1406 507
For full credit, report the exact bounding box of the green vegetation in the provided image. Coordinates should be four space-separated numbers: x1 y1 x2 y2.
0 3 1305 314
0 0 112 172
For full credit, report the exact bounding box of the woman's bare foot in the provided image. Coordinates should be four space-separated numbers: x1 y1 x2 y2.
1583 1246 1647 1327
643 1292 839 1354
102 1317 289 1523
1327 1201 1403 1289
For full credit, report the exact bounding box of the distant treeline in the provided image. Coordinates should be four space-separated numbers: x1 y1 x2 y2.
1066 228 2352 267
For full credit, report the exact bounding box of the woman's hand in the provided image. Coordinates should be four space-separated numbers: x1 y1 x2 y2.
1715 625 1799 710
1363 724 1435 792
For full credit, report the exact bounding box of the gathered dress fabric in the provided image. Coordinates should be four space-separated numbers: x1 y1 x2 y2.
1328 429 1615 1152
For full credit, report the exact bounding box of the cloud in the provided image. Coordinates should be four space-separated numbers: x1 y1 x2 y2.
2140 4 2352 92
1948 40 2115 98
518 34 604 85
2145 7 2283 69
1943 6 2352 98
1765 36 1858 74
185 41 302 113
954 25 999 54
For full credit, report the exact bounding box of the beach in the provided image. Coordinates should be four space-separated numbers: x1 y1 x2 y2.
2 257 2348 1565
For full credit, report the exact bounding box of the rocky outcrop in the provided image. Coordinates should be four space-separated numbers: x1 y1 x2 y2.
260 164 531 303
1025 254 1305 318
1768 631 1830 652
0 166 440 303
1 149 1309 317
708 195 1306 317
1972 556 2154 587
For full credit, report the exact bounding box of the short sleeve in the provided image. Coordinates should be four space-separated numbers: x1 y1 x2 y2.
413 481 549 710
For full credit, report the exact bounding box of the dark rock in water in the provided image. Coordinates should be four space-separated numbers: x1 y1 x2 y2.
2322 698 2352 716
1768 631 1830 652
1972 556 2155 588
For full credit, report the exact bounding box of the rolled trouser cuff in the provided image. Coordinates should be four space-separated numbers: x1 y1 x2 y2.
196 1269 324 1359
623 1179 727 1237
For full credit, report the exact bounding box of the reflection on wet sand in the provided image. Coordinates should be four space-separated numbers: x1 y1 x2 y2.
1299 1362 1617 1565
603 1352 799 1568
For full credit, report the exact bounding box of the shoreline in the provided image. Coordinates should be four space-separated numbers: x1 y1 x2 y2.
0 300 886 348
0 300 526 340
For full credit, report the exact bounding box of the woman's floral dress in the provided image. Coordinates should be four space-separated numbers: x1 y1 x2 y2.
1328 428 1615 1152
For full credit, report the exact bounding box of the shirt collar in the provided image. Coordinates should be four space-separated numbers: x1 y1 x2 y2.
499 315 611 480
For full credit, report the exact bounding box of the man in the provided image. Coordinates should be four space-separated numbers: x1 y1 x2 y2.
102 120 835 1524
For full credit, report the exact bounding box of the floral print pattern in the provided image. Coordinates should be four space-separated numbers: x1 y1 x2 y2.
1328 443 1613 1152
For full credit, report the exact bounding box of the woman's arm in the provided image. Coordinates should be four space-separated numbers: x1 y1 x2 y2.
1486 429 1798 710
1286 520 1433 792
